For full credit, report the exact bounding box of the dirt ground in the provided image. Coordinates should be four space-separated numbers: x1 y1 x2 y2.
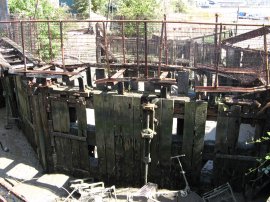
0 107 70 202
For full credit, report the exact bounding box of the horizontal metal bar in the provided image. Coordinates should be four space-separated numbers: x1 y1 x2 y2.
195 85 269 93
196 64 258 74
0 20 267 27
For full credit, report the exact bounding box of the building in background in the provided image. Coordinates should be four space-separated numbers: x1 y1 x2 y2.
49 0 60 7
60 0 74 7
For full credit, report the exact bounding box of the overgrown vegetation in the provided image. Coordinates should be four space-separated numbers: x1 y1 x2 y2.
246 132 270 175
8 0 69 61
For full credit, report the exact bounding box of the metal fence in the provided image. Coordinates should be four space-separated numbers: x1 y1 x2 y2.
0 18 269 90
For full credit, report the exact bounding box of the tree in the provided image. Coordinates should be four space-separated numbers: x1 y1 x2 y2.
117 0 160 20
8 0 69 61
172 0 188 13
9 0 68 19
71 0 107 17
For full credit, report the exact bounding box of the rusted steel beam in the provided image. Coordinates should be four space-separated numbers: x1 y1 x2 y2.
94 68 126 85
95 76 176 85
196 63 258 74
111 68 126 78
89 63 187 72
195 85 269 93
0 19 266 26
160 71 169 79
11 69 81 76
222 26 270 44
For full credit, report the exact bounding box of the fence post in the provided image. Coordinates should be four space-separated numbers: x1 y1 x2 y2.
47 20 53 63
60 21 65 71
144 21 148 78
20 21 27 72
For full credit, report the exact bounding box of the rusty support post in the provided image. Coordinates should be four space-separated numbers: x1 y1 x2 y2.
264 25 269 85
164 15 168 65
144 21 148 78
60 21 66 71
29 18 33 52
214 14 218 87
47 20 53 63
121 16 126 64
136 21 140 77
102 21 111 77
20 21 27 72
158 22 164 78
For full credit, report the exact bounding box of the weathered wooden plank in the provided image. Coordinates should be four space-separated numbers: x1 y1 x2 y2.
120 95 134 185
159 99 174 186
38 89 54 172
192 101 207 182
104 94 115 182
227 105 241 154
215 103 229 153
71 140 81 170
76 97 87 137
79 141 90 171
51 100 70 133
55 137 72 172
182 101 196 170
132 95 142 186
159 99 174 163
113 95 124 184
31 94 45 169
93 93 107 179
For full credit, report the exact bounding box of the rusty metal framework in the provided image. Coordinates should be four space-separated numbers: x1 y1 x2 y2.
0 18 270 94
